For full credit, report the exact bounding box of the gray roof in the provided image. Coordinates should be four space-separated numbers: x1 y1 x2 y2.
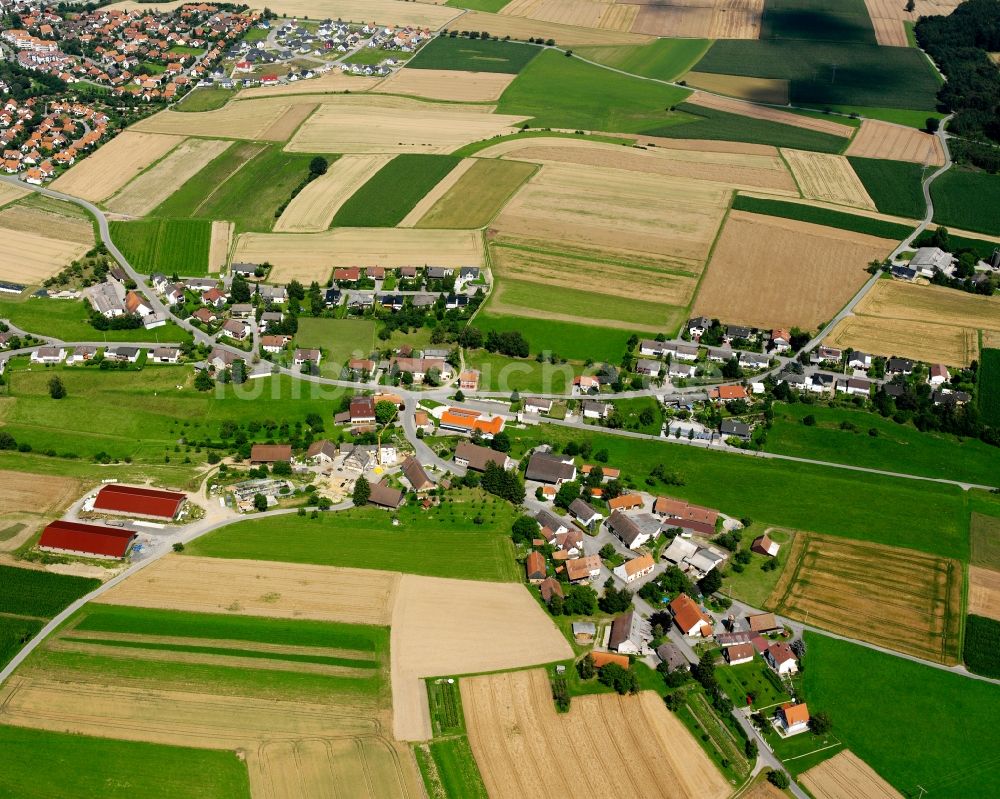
568 498 599 521
607 509 645 547
721 419 750 437
535 508 567 533
656 643 688 672
525 452 575 484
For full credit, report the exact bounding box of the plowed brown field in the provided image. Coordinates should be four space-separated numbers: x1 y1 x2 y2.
846 119 944 165
94 555 398 625
462 669 729 799
968 566 1000 622
693 211 893 329
801 750 903 799
766 533 962 664
390 575 571 741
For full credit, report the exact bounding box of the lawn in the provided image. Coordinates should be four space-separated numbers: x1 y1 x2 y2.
407 36 539 73
0 565 99 618
0 725 251 799
295 317 375 377
979 349 1000 426
343 48 411 66
693 39 940 110
931 168 1000 237
465 349 577 394
506 425 970 559
722 528 794 607
153 144 329 233
763 402 1000 486
714 652 790 709
174 86 234 112
610 396 663 436
489 275 682 333
574 39 711 82
186 499 521 582
497 49 691 134
653 103 849 153
760 0 876 44
331 154 462 227
474 311 634 363
731 196 913 239
109 218 211 275
0 296 191 343
847 157 927 219
415 159 536 228
803 632 1000 797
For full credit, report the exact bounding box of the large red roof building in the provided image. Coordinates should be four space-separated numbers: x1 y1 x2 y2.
93 484 186 519
39 520 137 560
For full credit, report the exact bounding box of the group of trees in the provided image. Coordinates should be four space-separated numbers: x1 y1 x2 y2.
275 157 329 218
484 329 530 358
480 461 525 504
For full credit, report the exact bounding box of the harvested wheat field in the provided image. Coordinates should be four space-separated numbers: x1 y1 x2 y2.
682 71 789 104
453 10 652 45
767 533 963 664
846 119 944 165
693 211 892 329
500 0 638 32
265 0 457 26
631 0 764 38
689 92 854 137
373 68 516 102
105 138 232 216
285 95 526 154
782 149 876 209
494 160 731 270
390 575 571 741
481 137 797 194
274 154 392 233
209 220 233 272
739 778 790 799
51 131 183 202
237 71 382 98
132 96 319 141
0 470 82 515
0 226 92 284
95 555 398 626
0 181 29 209
0 205 93 244
415 159 537 228
826 315 977 366
968 566 1000 622
236 228 484 283
854 280 1000 336
864 0 961 46
462 669 729 799
801 750 903 799
399 159 478 227
985 330 1000 349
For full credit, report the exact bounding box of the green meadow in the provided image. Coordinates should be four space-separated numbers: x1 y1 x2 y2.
406 36 538 74
295 317 376 377
931 168 1000 237
109 219 211 275
0 297 191 343
474 311 634 363
574 39 712 82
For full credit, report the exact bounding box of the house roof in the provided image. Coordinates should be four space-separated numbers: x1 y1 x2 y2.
93 483 185 518
39 519 136 558
768 642 796 664
670 593 712 635
726 643 755 661
590 651 630 669
653 496 718 526
656 643 688 671
568 498 599 520
440 407 504 436
710 385 748 400
525 452 575 483
368 480 404 508
608 610 637 650
250 444 292 462
565 554 600 581
608 494 643 511
526 550 546 579
607 509 645 547
454 441 507 472
781 702 810 726
539 576 563 602
306 439 337 459
747 612 780 633
401 455 434 491
621 553 654 577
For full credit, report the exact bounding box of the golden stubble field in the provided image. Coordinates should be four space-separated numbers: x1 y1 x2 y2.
767 533 963 664
462 668 730 799
782 148 876 209
372 68 516 102
51 131 184 202
390 575 571 741
235 228 484 283
0 469 82 516
286 95 527 154
968 566 1000 622
95 555 399 626
688 91 854 137
237 71 382 99
105 138 232 217
499 0 638 32
693 211 893 329
800 750 903 799
209 220 233 272
631 0 764 38
855 279 1000 334
415 158 537 229
864 0 961 46
846 119 945 165
0 181 29 209
451 9 653 45
825 315 978 366
132 96 319 141
0 206 93 284
274 154 393 233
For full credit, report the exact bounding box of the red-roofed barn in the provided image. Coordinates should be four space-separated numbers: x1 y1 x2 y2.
39 520 136 560
93 484 186 519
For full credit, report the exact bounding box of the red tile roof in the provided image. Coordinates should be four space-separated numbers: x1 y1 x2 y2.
94 484 185 518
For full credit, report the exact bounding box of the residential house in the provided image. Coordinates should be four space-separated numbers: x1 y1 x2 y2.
124 290 152 317
770 328 791 352
535 509 568 535
724 643 755 665
707 346 734 363
458 369 479 390
260 311 284 331
608 610 651 655
581 399 610 419
565 554 602 583
30 346 67 364
669 593 713 637
401 456 434 492
230 303 254 319
261 334 290 354
392 356 450 383
891 264 917 281
231 263 260 278
348 358 375 374
886 357 913 376
523 396 554 415
847 351 872 371
933 389 972 407
207 347 239 372
202 287 226 308
306 439 338 464
928 364 950 386
720 419 750 440
635 358 661 376
687 316 711 338
220 319 249 340
608 494 643 511
191 307 217 325
613 553 655 584
552 528 584 556
568 498 602 529
810 346 842 364
165 284 186 306
294 348 321 366
350 396 376 424
525 550 546 583
150 346 180 364
525 451 576 484
751 534 780 557
738 352 769 370
574 375 600 394
669 362 697 379
453 441 510 472
606 509 651 550
843 377 872 396
367 480 404 510
709 385 748 402
778 703 810 734
725 325 753 342
766 642 799 675
66 345 97 364
656 643 688 672
258 285 286 304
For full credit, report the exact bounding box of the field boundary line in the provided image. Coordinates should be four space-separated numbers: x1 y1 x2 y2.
681 189 735 330
191 142 267 217
782 740 843 761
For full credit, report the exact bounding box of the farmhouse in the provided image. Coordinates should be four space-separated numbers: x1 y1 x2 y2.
454 441 510 472
910 246 952 277
535 509 568 535
551 528 584 556
92 484 185 519
88 282 125 317
250 444 292 464
748 613 781 633
724 643 755 665
606 509 651 550
613 553 655 584
608 609 651 655
367 480 404 510
662 536 728 577
539 576 563 602
751 534 780 557
401 456 434 492
765 642 799 675
778 702 810 734
608 494 643 511
525 451 576 484
568 498 602 529
306 439 338 464
670 593 713 637
565 554 602 583
439 407 504 439
39 519 137 560
350 396 376 424
525 550 546 583
653 497 719 536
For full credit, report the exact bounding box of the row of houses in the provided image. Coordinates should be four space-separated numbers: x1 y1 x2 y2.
28 344 180 365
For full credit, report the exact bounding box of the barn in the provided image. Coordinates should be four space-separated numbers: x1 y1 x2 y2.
93 484 186 519
39 520 137 560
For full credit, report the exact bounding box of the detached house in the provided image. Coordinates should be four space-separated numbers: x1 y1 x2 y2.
765 642 799 675
525 451 576 485
613 553 655 584
669 593 713 637
606 509 651 551
568 498 602 529
608 610 651 654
